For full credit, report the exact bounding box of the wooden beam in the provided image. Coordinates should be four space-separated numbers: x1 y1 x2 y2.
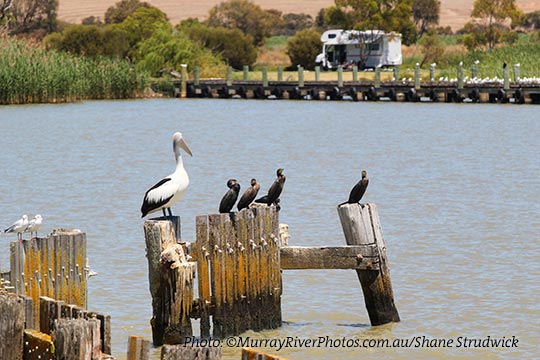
280 246 379 270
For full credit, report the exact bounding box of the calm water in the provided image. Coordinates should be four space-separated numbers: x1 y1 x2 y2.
1 99 539 359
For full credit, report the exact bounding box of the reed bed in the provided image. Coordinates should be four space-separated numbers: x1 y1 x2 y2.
0 38 149 105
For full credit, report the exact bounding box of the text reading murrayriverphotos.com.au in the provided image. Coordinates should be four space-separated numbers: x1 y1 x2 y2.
184 335 519 352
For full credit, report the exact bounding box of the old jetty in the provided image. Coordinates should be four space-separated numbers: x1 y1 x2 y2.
1 201 398 360
171 64 540 104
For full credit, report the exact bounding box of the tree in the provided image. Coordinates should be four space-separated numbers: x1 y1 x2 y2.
286 28 321 70
9 0 58 34
178 20 257 69
332 0 417 45
470 0 523 49
104 0 153 24
521 10 540 30
412 0 440 38
419 31 444 66
205 0 274 46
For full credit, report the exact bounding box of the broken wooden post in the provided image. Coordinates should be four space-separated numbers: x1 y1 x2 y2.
144 216 195 346
337 203 400 326
0 291 25 360
127 335 150 360
161 344 221 360
52 318 102 360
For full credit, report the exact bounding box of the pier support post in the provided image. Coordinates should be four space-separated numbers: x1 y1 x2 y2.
298 66 304 87
262 67 268 87
503 67 510 90
337 203 400 326
352 65 358 82
414 64 420 89
226 67 233 87
338 66 343 87
277 66 283 82
180 64 187 98
315 66 320 81
243 66 249 81
374 66 380 88
194 67 200 86
458 62 464 90
144 217 195 346
0 292 25 360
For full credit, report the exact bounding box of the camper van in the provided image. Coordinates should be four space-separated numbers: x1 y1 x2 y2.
315 29 402 70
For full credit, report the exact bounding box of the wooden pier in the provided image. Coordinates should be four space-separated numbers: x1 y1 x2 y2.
175 65 540 104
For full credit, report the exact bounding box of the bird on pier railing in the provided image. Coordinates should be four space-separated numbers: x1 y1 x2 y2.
341 170 369 206
25 214 42 238
4 214 28 241
219 179 241 213
256 168 286 210
237 178 260 211
141 132 193 218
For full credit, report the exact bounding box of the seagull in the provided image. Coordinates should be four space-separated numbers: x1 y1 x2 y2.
141 132 193 218
219 179 241 213
25 214 42 238
4 215 29 241
237 178 260 211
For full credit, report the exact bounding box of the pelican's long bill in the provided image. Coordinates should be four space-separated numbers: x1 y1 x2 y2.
174 132 193 157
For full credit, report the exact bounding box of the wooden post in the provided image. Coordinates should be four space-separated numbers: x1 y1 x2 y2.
414 64 420 90
457 62 464 90
161 344 221 360
513 63 520 82
374 66 381 88
337 203 400 326
297 66 304 87
193 206 281 339
262 67 268 87
429 63 435 82
315 66 320 81
194 67 200 86
127 335 150 360
24 329 54 360
277 66 283 82
52 318 102 360
180 64 187 98
503 67 510 90
226 67 233 87
242 347 285 360
243 65 249 81
471 62 478 79
393 66 399 82
352 65 358 82
338 65 343 87
144 217 194 346
0 292 25 360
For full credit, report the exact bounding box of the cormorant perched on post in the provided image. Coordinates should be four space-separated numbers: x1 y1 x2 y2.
266 168 286 206
219 179 240 213
237 178 260 211
341 170 369 205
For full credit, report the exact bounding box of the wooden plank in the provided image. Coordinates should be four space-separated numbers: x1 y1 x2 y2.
0 292 25 360
242 347 287 360
280 245 380 270
194 215 211 338
24 329 54 360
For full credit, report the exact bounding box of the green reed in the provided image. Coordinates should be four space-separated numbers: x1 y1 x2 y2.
0 38 149 105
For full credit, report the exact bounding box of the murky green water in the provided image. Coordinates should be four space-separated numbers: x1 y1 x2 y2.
1 99 538 359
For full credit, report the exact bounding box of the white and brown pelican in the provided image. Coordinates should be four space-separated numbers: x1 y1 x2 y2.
26 214 42 238
141 132 192 218
4 214 29 241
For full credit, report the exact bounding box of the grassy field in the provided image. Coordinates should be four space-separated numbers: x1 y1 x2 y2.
57 0 540 31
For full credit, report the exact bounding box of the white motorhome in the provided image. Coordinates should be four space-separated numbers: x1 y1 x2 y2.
315 29 402 70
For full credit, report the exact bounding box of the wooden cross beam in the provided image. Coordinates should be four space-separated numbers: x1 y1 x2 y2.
280 245 380 270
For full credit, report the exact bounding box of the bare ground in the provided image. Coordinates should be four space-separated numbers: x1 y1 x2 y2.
58 0 540 31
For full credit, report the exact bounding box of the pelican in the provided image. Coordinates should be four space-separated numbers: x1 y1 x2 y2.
266 168 286 207
4 215 29 241
141 132 192 218
342 170 369 205
25 214 42 238
237 178 260 211
219 179 240 213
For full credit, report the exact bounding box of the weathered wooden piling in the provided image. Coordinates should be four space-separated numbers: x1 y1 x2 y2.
0 291 25 360
52 318 104 360
337 203 400 326
144 216 196 346
193 206 281 339
9 229 88 330
127 335 150 360
242 347 286 360
161 344 221 360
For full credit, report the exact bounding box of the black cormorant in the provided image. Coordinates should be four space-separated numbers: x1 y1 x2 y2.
219 179 240 213
266 168 286 206
237 178 260 211
344 170 369 205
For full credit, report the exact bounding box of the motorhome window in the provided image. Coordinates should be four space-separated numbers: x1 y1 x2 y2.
328 34 337 38
370 43 380 51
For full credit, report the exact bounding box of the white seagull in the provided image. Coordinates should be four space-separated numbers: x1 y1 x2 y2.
25 214 43 238
141 132 193 218
4 215 29 241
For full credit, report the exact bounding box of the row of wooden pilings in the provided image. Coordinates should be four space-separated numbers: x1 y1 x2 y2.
174 63 540 104
142 202 400 357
